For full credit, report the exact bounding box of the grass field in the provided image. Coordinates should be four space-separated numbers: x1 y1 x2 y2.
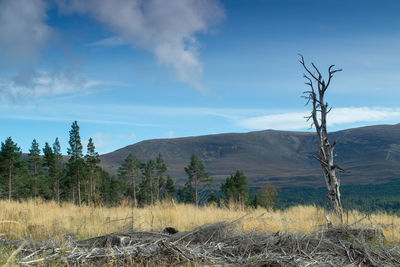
0 199 399 243
1 199 400 265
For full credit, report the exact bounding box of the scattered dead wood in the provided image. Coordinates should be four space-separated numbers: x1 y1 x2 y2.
1 222 399 266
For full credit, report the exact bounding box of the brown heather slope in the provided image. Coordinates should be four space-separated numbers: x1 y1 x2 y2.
99 124 400 188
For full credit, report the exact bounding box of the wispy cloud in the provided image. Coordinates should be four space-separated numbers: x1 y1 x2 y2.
0 70 102 103
238 107 400 130
87 36 128 47
57 0 225 92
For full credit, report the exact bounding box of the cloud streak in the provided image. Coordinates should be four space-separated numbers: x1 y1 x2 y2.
238 107 400 130
57 0 225 92
0 70 102 103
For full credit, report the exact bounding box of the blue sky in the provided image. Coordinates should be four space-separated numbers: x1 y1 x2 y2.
2 0 400 154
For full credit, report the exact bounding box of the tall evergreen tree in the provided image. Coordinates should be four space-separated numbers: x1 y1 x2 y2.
184 155 212 207
85 138 100 205
29 139 42 199
67 121 84 206
43 142 56 200
0 137 21 201
221 170 249 207
52 138 63 203
155 154 167 201
164 175 175 199
141 159 155 205
119 154 141 207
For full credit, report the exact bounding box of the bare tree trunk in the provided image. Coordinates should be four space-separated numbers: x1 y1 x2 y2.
300 55 346 223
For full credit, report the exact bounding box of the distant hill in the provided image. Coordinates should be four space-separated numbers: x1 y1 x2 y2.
99 124 400 188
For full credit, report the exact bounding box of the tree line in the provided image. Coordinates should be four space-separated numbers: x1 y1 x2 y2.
0 121 277 208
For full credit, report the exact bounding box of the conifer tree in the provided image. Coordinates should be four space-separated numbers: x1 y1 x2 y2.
119 154 141 207
29 139 42 199
43 142 55 200
164 175 175 199
67 121 84 206
141 160 155 205
0 137 21 201
184 155 212 207
221 170 249 207
52 138 63 203
85 137 100 205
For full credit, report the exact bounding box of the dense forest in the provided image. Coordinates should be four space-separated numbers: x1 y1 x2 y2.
275 179 400 214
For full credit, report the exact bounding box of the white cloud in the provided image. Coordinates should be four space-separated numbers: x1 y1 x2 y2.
0 0 52 62
238 107 400 130
57 0 225 92
0 70 102 102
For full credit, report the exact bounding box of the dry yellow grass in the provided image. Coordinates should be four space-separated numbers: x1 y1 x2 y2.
0 198 399 243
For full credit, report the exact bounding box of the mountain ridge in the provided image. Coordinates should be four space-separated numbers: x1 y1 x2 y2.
99 124 400 188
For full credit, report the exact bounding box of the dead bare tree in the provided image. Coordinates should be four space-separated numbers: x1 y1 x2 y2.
299 55 348 223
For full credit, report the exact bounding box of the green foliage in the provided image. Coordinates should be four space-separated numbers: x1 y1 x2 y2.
207 191 219 204
66 121 85 205
177 188 185 203
184 154 213 206
276 179 400 215
164 175 175 199
221 170 249 205
251 194 262 208
67 121 83 160
118 153 141 205
28 139 44 198
0 137 22 199
85 138 100 167
139 159 156 205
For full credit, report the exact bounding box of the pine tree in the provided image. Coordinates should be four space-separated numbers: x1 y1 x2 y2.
141 160 155 205
184 154 212 207
29 139 42 199
52 138 63 203
67 121 84 206
251 194 262 208
221 170 249 207
0 137 21 201
118 154 141 207
155 154 167 201
177 188 185 203
85 138 100 205
164 175 175 199
43 142 56 200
